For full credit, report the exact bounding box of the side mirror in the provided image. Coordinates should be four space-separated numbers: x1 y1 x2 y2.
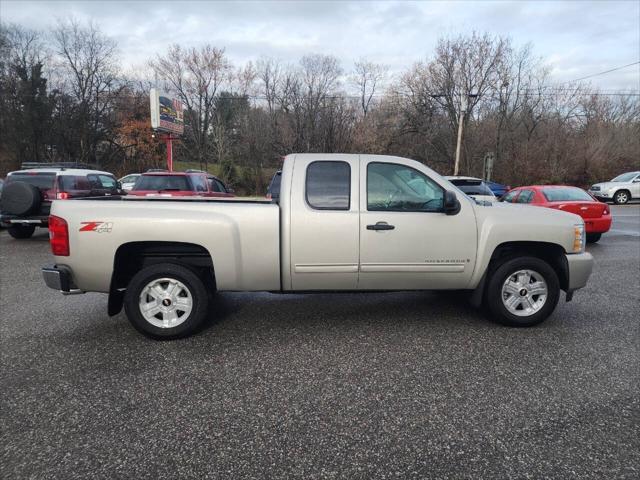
443 190 461 215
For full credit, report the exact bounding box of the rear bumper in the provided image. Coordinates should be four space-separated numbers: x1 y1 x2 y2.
42 264 83 294
565 252 593 293
584 216 612 233
1 214 49 227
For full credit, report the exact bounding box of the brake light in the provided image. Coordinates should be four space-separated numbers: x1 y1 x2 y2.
57 192 69 200
49 215 69 256
603 206 610 215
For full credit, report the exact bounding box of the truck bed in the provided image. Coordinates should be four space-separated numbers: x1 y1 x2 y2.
51 197 281 293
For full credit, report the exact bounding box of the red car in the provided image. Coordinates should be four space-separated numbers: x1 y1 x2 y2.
501 185 611 243
128 171 234 198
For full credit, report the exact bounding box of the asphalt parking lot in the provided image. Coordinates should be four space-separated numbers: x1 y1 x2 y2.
1 205 639 479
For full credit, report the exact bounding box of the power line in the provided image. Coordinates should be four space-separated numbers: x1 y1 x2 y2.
561 61 640 84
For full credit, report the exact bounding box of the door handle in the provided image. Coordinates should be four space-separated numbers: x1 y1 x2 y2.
367 222 395 231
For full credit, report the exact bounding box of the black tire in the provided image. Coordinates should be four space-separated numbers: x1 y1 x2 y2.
124 263 210 339
586 233 602 243
613 190 630 205
0 181 41 215
485 256 560 327
7 224 36 239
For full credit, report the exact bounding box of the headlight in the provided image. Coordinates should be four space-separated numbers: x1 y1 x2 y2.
573 224 585 253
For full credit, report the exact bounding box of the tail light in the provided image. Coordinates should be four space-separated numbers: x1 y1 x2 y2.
57 192 69 200
603 206 610 215
49 215 69 256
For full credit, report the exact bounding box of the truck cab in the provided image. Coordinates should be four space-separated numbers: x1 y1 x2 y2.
282 154 477 291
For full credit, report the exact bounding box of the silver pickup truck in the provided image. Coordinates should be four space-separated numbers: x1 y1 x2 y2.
42 154 593 339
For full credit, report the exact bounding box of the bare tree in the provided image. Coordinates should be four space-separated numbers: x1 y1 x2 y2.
52 19 120 163
352 58 388 116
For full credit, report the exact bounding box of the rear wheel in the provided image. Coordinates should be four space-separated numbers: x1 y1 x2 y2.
614 190 630 205
124 263 210 339
586 233 602 243
7 224 36 239
485 256 560 327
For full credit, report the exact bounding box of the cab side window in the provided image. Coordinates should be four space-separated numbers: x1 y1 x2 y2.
367 162 443 212
306 161 351 210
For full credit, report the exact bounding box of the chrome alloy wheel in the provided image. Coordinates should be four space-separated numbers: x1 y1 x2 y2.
501 269 548 317
615 191 629 204
139 277 193 328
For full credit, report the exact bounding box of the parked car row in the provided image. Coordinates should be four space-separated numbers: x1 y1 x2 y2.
0 165 234 239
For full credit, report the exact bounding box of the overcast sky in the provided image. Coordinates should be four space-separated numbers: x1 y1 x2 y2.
1 0 639 90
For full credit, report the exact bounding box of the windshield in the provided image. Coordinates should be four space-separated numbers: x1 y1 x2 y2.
449 179 494 196
134 175 191 191
7 172 56 190
611 172 638 182
542 187 592 202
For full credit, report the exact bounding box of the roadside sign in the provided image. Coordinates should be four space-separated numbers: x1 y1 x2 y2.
150 88 184 135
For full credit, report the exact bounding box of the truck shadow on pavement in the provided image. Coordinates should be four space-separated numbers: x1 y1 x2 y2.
196 290 486 339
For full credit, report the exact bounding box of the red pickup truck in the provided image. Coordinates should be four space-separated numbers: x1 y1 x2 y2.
128 171 234 197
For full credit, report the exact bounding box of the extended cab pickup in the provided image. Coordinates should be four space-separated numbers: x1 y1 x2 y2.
42 154 594 339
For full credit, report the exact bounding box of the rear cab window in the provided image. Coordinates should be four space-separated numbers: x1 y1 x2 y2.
305 161 351 210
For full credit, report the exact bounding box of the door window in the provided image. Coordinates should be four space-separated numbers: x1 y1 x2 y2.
516 190 534 203
191 175 208 192
501 190 519 203
367 162 443 212
305 161 350 210
60 175 91 191
87 174 117 190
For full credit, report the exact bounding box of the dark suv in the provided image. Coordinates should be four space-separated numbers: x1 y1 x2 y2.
0 166 121 239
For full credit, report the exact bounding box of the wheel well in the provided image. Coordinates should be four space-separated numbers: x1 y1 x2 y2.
108 241 215 316
487 241 568 291
614 189 630 196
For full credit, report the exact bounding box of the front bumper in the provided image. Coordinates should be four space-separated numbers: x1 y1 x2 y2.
42 264 83 294
589 191 610 200
565 252 593 292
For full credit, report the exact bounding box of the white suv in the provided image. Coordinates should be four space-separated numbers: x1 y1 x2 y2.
589 171 640 205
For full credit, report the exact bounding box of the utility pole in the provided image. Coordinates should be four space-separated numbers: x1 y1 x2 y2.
453 93 477 176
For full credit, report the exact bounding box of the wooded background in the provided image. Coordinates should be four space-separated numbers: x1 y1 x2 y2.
1 21 638 194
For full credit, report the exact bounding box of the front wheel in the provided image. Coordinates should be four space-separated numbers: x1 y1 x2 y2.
614 190 630 205
124 263 210 339
586 233 602 243
485 256 560 327
7 224 36 239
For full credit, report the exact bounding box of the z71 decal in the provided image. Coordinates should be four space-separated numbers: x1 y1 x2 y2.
79 221 113 233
